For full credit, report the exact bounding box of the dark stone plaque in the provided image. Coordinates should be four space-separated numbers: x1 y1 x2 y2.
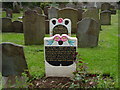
45 46 76 66
53 25 68 35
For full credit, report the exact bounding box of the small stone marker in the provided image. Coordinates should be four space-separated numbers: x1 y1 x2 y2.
44 18 77 77
77 18 99 48
48 7 59 19
50 18 71 36
23 9 46 45
13 1 20 13
100 10 111 25
13 20 23 33
58 8 78 33
34 7 42 14
101 3 111 11
1 42 29 88
6 8 13 18
2 17 13 32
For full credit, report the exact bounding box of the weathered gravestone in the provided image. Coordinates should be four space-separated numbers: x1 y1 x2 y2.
66 3 75 8
100 10 111 25
34 7 42 14
48 7 59 19
44 18 77 77
110 5 116 14
13 21 23 33
13 1 20 13
101 3 111 11
45 20 49 34
50 18 71 36
58 8 78 33
77 8 84 21
82 7 101 30
23 9 46 45
6 9 12 18
77 18 99 48
2 17 13 32
1 42 29 88
43 6 50 19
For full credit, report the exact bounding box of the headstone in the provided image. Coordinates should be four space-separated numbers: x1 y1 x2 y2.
82 7 101 30
100 10 111 25
2 17 13 32
48 7 59 19
43 6 50 19
6 9 12 18
77 18 99 48
1 42 29 88
13 1 20 13
50 18 71 36
58 8 79 33
45 20 49 34
44 18 77 77
77 8 83 21
23 9 46 45
34 7 42 14
12 21 23 33
58 3 66 9
75 2 83 9
101 3 111 11
66 3 75 8
110 5 116 14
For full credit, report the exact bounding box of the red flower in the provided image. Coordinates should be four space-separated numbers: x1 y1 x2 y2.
79 61 83 63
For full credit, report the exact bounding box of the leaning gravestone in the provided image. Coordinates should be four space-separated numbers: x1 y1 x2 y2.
6 9 13 18
82 7 101 30
77 18 99 48
101 2 111 11
100 10 111 25
58 8 78 33
12 21 23 33
48 7 59 19
2 17 13 32
23 9 46 45
13 1 20 13
1 42 29 88
44 18 77 77
34 7 42 14
50 18 71 36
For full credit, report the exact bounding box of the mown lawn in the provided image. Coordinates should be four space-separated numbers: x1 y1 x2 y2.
1 11 119 87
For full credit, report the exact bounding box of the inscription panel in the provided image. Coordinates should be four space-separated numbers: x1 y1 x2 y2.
53 25 68 35
45 46 76 66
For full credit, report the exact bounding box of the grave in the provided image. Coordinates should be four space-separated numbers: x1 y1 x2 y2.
44 18 77 77
48 7 59 19
100 10 111 25
23 9 46 45
13 20 23 33
77 18 99 48
58 8 78 33
6 8 12 18
2 17 13 32
34 7 42 14
77 8 84 21
110 5 116 14
101 3 111 11
13 1 20 13
1 42 29 88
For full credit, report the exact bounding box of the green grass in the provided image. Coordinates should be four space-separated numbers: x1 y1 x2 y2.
1 11 119 87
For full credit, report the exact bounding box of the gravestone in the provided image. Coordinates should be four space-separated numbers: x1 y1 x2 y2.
50 18 71 36
45 20 49 34
82 7 101 30
101 3 111 11
75 2 83 9
58 3 66 9
13 21 23 33
110 5 116 14
23 9 46 45
66 3 75 8
13 1 20 13
1 42 29 88
44 18 77 77
77 8 83 21
100 10 111 25
43 6 50 19
2 17 13 32
34 7 42 14
58 8 78 33
6 9 12 18
77 18 99 48
48 7 59 19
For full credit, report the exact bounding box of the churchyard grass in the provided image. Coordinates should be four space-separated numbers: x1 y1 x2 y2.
1 11 119 87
